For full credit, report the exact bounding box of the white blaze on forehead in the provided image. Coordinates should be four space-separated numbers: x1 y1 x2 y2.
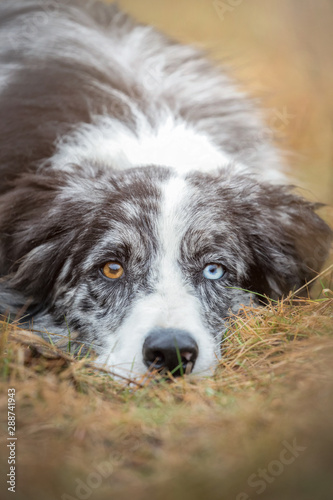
153 174 206 332
157 174 188 265
154 175 200 331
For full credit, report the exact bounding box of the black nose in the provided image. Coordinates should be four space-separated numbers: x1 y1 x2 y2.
142 328 198 377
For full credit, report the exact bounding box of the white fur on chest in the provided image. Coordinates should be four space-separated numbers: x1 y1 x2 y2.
49 114 232 175
111 117 231 173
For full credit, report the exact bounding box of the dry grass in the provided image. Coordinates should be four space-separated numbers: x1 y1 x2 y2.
1 1 333 499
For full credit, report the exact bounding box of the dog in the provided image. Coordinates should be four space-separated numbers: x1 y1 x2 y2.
0 0 331 379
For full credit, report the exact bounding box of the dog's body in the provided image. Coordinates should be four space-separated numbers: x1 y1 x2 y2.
0 0 331 378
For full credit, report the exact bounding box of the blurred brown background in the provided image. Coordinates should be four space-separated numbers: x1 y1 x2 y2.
118 0 333 207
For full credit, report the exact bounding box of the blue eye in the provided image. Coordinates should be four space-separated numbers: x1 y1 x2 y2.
203 263 225 280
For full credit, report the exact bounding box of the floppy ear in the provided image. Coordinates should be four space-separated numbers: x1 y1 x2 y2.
0 170 101 308
243 184 332 299
0 172 73 314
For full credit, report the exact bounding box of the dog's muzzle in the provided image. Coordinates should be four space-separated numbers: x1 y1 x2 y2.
142 328 198 377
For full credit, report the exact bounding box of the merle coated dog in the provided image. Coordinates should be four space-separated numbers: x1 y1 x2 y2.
0 0 331 378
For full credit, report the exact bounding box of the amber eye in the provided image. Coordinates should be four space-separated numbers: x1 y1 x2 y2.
101 261 124 280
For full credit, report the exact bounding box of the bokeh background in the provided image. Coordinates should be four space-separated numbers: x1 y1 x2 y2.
118 0 333 207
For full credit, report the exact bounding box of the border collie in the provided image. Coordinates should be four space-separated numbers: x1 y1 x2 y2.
0 0 331 378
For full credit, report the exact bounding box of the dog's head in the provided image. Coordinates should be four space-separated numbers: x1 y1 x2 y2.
0 165 331 378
